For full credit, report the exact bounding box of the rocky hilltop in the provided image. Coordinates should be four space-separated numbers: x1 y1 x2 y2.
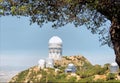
54 55 91 68
9 55 120 83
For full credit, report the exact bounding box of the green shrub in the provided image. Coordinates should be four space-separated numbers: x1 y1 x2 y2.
106 73 116 80
67 76 77 82
16 69 29 82
95 79 105 82
78 76 93 82
107 80 120 82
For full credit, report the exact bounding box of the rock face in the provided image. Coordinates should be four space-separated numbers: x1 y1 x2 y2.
54 55 92 68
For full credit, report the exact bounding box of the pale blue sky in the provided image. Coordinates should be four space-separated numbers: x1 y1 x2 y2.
0 16 115 70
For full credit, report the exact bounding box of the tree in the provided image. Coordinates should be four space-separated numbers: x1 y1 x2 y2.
0 0 120 67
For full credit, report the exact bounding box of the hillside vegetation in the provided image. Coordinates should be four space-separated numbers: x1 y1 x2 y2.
9 55 120 83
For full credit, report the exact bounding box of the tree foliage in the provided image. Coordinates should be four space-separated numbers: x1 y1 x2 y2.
0 0 120 46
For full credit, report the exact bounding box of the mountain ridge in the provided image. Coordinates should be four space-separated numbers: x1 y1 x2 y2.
9 55 120 83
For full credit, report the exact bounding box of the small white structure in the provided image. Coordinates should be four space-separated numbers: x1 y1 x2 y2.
48 36 62 60
46 58 54 68
110 62 119 73
65 63 76 73
38 59 46 69
55 68 60 73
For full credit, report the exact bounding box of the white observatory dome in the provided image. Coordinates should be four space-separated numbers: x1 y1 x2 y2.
49 36 62 44
111 62 118 66
38 59 45 64
68 63 74 67
38 59 46 69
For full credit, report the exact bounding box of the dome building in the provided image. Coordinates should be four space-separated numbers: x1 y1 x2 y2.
38 59 46 69
65 63 76 73
46 58 54 68
110 62 119 73
48 36 62 60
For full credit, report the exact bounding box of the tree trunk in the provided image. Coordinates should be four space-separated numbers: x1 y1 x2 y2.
110 17 120 67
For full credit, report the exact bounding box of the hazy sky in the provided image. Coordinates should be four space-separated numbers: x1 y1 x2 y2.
0 16 115 69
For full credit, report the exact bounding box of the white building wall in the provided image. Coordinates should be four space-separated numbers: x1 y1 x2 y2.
46 58 54 68
110 62 119 73
49 44 62 60
110 66 119 73
48 36 62 60
38 59 46 69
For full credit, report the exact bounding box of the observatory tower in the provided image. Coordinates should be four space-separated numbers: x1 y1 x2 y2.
48 36 62 60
